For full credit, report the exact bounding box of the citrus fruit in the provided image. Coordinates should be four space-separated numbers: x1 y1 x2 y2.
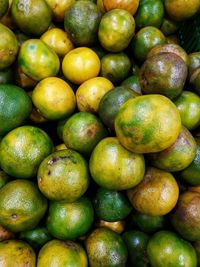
64 0 101 46
18 39 60 81
191 67 200 96
0 84 32 136
135 0 164 29
40 28 74 57
0 0 9 18
62 112 108 155
100 52 132 83
147 43 189 66
0 67 14 84
147 231 197 267
19 226 52 250
171 190 200 241
93 187 132 222
46 197 94 240
160 17 180 36
148 126 197 172
140 52 187 99
89 137 145 190
98 8 135 52
95 219 126 234
131 26 166 63
76 77 113 113
98 86 138 131
0 23 18 70
11 0 52 36
127 167 179 216
164 0 200 21
188 52 200 77
131 210 166 233
194 241 200 267
0 179 47 232
0 225 15 242
37 240 88 267
122 230 149 267
115 94 181 153
121 75 142 95
37 149 90 202
100 0 139 15
0 240 36 267
85 227 128 267
0 125 53 179
179 136 200 185
62 47 100 85
32 77 76 120
45 0 75 22
174 91 200 130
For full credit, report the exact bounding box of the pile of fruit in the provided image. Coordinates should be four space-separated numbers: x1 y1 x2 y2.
0 0 200 266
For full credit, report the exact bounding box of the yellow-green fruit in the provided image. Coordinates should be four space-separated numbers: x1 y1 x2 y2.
0 23 18 70
89 137 145 190
37 240 88 267
115 94 181 154
0 179 47 232
18 39 60 81
0 125 53 179
127 167 179 216
11 0 52 36
37 149 90 202
0 240 36 267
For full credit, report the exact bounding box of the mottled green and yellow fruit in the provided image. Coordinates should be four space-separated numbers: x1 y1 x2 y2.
115 94 181 154
37 240 88 267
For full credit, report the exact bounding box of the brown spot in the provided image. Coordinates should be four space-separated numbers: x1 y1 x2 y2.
48 157 59 165
11 214 17 219
47 170 51 175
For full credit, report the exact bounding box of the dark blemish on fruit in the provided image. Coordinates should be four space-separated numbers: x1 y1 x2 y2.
11 214 17 219
48 157 59 165
47 170 51 175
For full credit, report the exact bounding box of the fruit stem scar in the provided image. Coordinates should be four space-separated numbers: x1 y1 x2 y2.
11 214 17 219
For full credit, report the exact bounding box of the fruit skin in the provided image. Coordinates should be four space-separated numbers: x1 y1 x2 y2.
76 76 113 113
188 52 200 77
95 219 126 234
140 52 188 99
98 9 135 52
11 0 52 36
0 240 36 267
99 86 138 131
89 137 145 190
179 137 200 185
93 187 132 222
37 149 90 202
32 77 76 120
100 52 132 84
127 167 179 216
115 94 181 154
85 227 128 267
164 0 200 22
0 125 53 179
64 0 101 46
19 226 52 250
46 197 94 240
0 23 18 70
194 241 200 267
102 0 139 15
0 0 9 18
174 91 200 130
37 239 88 267
148 126 197 172
0 67 14 84
147 231 197 267
131 26 166 63
62 112 108 155
0 179 47 232
135 0 164 29
18 39 60 81
121 75 142 95
0 84 32 136
171 190 200 241
122 230 150 267
62 47 100 85
0 225 15 242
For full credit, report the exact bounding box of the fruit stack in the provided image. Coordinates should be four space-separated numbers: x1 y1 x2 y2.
0 0 200 266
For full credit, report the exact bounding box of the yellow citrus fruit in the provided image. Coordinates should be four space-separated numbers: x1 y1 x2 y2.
127 167 179 216
76 76 113 113
62 47 101 84
115 94 181 154
32 77 76 120
40 28 74 57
